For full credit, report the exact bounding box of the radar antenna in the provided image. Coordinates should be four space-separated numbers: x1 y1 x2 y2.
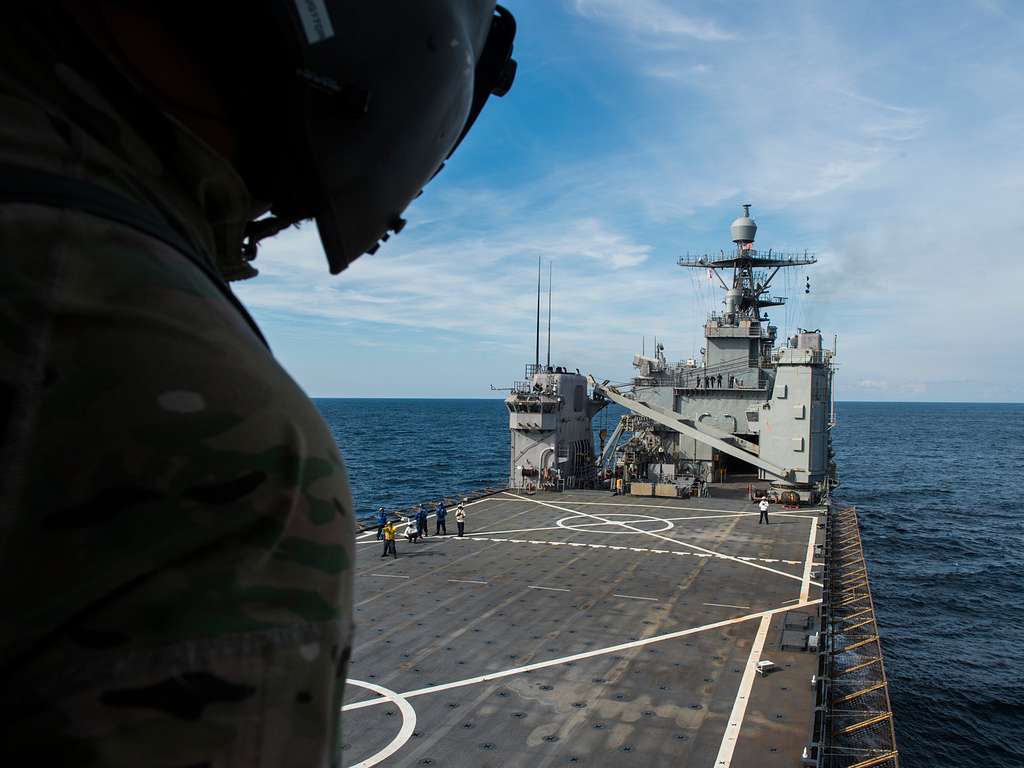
678 204 816 321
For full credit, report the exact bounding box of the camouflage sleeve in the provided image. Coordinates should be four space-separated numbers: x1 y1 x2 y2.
0 204 354 767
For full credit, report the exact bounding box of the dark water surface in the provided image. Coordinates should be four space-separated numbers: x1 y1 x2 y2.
315 398 1022 766
831 402 1023 766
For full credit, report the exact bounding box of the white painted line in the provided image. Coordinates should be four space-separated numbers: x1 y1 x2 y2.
344 679 416 767
505 493 809 586
614 594 658 601
704 602 751 609
448 579 487 585
781 598 800 604
714 613 772 767
452 534 800 567
368 573 410 579
528 585 570 592
465 525 561 536
344 599 821 712
800 517 818 603
662 513 755 521
558 500 751 514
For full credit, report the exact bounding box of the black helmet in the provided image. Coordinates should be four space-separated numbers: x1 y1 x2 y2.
240 1 518 274
57 2 515 278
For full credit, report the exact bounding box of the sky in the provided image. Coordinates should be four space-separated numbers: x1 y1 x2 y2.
235 0 1024 402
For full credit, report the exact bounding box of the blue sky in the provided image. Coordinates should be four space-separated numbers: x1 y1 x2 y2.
236 0 1024 402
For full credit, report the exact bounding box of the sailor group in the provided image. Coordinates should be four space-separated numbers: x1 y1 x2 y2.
376 498 468 558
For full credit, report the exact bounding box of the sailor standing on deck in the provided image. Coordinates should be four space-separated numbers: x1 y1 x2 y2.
456 499 467 537
417 503 430 538
758 498 770 525
376 507 388 540
435 501 448 535
382 521 398 558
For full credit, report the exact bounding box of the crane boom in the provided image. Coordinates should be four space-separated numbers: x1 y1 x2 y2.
589 377 793 482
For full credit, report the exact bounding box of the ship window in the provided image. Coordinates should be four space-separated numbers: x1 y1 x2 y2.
574 385 584 412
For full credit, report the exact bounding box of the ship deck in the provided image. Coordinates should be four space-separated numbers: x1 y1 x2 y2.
342 487 823 767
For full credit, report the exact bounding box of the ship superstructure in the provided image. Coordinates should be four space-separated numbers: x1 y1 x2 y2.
506 364 607 490
504 258 608 491
594 205 836 501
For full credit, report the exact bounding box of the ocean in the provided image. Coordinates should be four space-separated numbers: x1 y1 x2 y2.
315 398 1023 766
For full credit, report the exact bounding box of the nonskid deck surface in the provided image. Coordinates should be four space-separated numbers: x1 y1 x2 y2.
343 490 823 767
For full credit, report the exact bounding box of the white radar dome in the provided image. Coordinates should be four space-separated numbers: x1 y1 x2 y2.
730 203 757 244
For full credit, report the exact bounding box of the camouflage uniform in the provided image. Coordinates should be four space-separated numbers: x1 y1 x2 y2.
0 16 354 767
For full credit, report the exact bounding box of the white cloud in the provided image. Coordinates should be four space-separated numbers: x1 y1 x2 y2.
571 0 733 43
237 205 658 361
237 2 1024 401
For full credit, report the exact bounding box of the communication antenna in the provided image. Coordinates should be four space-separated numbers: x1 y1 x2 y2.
546 261 552 369
534 255 541 371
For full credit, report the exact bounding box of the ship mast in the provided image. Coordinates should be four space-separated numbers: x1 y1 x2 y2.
678 204 816 326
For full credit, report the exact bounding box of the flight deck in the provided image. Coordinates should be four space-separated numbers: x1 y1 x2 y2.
341 487 823 767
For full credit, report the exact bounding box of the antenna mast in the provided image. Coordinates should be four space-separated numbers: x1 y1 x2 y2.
546 261 552 368
534 256 541 371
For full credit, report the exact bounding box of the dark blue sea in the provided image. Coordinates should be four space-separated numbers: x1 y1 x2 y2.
315 398 1023 766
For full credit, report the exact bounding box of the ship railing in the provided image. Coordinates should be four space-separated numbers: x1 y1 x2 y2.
678 249 817 267
705 313 773 336
356 486 508 531
810 505 900 768
661 355 772 391
775 349 831 366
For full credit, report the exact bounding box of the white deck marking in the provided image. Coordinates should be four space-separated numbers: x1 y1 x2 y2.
368 573 410 579
344 600 821 712
662 512 754 521
704 602 751 609
448 579 488 585
452 534 803 565
800 517 818 602
504 493 812 585
540 500 751 514
528 585 570 592
714 613 772 767
464 525 561 536
344 679 416 767
540 499 824 516
614 593 658 601
781 598 800 604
